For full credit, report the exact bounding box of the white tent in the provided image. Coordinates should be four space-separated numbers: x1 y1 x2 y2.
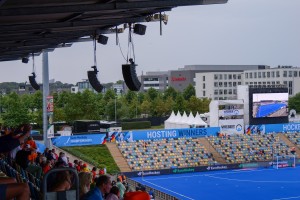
186 112 195 127
173 111 182 128
164 111 175 129
192 112 207 127
178 111 189 128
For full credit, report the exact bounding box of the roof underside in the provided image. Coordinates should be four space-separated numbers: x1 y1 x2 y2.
0 0 227 62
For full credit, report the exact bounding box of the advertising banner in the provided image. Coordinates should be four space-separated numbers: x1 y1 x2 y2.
245 123 300 135
219 109 244 117
52 134 106 147
219 119 244 135
119 127 220 142
47 96 54 138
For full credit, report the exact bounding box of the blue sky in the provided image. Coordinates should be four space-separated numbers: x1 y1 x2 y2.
0 0 299 84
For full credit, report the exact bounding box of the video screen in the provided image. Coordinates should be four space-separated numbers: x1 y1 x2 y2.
252 93 288 118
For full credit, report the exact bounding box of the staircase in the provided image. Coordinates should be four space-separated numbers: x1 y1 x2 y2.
198 138 227 164
105 143 131 172
278 133 300 158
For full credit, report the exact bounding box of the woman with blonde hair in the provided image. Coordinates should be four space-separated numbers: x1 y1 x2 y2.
79 172 93 199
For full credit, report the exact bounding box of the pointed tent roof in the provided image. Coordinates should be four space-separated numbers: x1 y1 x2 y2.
193 112 207 126
186 112 195 125
179 111 188 125
165 111 175 122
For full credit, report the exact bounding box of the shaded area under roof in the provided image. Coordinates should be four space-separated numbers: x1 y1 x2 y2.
0 0 227 62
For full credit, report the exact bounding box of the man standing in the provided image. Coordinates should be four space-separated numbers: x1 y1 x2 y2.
83 175 112 200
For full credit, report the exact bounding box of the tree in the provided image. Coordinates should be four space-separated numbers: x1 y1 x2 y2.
164 87 178 100
1 92 31 127
174 93 186 114
289 92 300 112
146 88 159 101
183 84 195 100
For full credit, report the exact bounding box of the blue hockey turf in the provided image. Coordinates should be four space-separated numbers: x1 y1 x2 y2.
256 103 286 118
132 167 300 200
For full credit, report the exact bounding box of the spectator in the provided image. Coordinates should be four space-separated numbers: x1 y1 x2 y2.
116 178 126 198
0 124 31 153
0 177 30 200
99 168 105 175
43 160 52 174
91 167 97 181
51 149 58 160
123 191 150 200
81 163 90 172
49 171 72 192
79 172 93 199
106 186 120 200
83 175 112 200
24 136 37 150
290 147 296 155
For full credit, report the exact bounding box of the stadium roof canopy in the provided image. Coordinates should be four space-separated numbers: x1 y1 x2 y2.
0 0 227 62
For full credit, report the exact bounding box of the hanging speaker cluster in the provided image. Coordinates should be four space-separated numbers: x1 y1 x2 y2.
28 72 40 90
87 66 103 93
122 60 141 91
133 24 147 35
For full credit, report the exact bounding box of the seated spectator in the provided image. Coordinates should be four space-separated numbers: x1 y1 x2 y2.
290 147 296 155
91 167 97 182
24 136 37 150
43 160 52 174
99 168 105 175
123 191 150 200
0 124 31 153
49 171 73 192
116 178 126 198
0 177 30 200
81 163 90 172
106 186 120 200
79 172 93 199
83 175 112 200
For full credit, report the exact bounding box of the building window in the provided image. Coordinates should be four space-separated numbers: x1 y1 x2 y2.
267 72 270 78
219 90 223 95
249 73 253 78
214 90 218 95
258 72 261 78
283 81 287 86
283 71 287 77
203 83 206 89
224 90 227 95
262 72 266 78
214 82 218 87
245 73 248 78
233 89 237 94
219 74 223 80
294 71 298 77
214 74 218 80
250 82 253 85
238 82 242 85
203 76 205 81
254 72 257 78
272 81 275 85
289 71 293 77
245 82 248 85
254 82 257 85
271 71 275 78
228 82 232 87
219 82 223 87
276 71 280 77
238 74 241 79
276 81 280 84
233 74 237 79
229 74 232 80
229 89 232 94
224 74 227 80
233 82 237 86
224 82 227 87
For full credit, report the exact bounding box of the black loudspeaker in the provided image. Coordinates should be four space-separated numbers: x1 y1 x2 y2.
133 24 146 35
22 57 29 63
122 63 141 91
29 72 40 90
97 35 108 45
87 67 103 93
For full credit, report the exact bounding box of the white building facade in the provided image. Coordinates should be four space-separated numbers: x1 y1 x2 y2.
196 66 300 100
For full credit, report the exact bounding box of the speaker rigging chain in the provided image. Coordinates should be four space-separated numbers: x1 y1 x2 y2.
93 38 97 69
32 52 35 73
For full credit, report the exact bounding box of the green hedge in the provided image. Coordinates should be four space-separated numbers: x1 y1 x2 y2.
121 121 151 130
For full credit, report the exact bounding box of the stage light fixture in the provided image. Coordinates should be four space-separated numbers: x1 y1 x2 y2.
87 66 103 93
28 72 40 90
97 35 108 45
